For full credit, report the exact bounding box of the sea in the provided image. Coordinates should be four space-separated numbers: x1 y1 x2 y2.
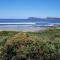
0 19 60 31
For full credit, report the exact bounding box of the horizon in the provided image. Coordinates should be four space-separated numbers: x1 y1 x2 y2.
0 17 60 19
0 0 60 19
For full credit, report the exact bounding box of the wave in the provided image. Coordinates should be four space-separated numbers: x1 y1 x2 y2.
0 22 60 27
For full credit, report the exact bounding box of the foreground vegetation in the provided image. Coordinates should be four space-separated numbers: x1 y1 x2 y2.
0 28 60 60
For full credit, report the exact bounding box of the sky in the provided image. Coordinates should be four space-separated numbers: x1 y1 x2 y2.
0 0 60 19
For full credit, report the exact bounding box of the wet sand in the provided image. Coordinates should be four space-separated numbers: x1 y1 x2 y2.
0 25 49 32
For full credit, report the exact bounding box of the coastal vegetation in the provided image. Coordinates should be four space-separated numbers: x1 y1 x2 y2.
0 28 60 60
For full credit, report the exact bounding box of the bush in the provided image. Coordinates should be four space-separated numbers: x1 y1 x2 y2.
0 28 60 60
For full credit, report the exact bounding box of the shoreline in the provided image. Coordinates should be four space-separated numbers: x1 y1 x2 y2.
0 27 49 32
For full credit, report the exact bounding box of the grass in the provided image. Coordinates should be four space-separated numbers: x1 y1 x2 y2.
0 27 60 60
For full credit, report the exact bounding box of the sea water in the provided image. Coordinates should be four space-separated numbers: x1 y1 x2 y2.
0 19 60 31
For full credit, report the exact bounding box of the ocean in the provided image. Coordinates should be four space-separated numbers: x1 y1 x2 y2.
0 19 60 31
